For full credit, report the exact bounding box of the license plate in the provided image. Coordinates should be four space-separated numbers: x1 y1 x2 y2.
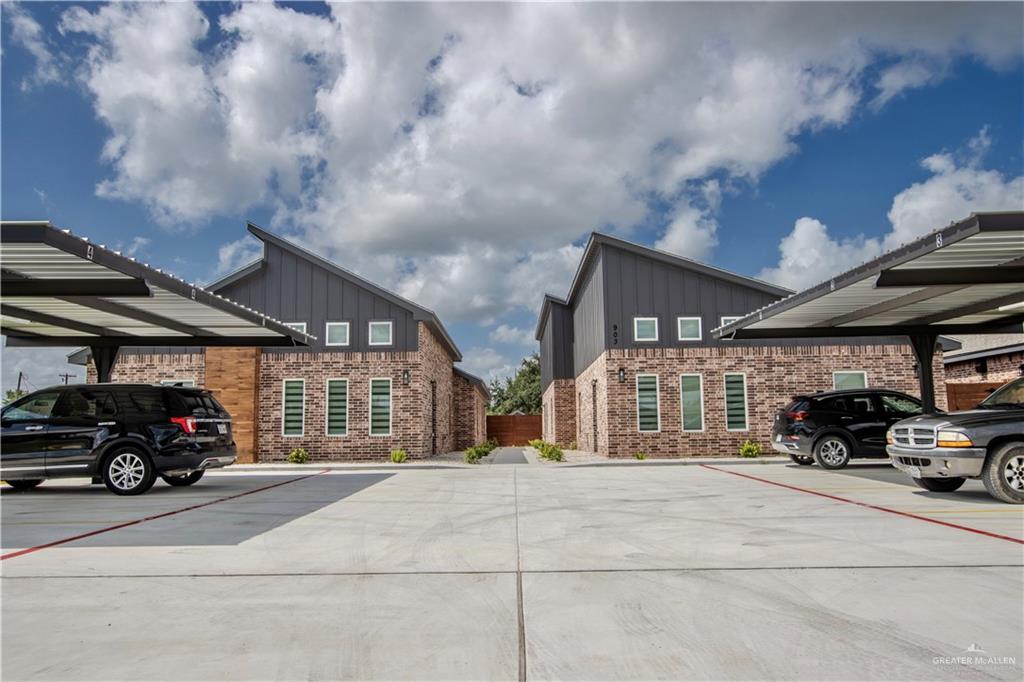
775 434 782 442
906 466 921 478
217 423 228 435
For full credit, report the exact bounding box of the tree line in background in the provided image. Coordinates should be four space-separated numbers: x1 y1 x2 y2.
488 353 541 415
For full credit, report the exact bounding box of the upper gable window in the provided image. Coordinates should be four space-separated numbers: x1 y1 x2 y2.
677 317 702 341
369 321 394 346
633 317 659 342
284 322 307 334
720 316 742 328
325 322 350 347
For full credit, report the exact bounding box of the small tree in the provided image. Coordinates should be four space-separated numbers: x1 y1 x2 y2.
3 388 27 405
489 353 541 414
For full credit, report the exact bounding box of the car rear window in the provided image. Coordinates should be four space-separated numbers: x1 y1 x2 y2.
169 389 225 415
105 388 168 416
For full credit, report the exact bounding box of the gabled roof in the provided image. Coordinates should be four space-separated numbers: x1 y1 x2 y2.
534 294 569 341
205 222 462 361
565 232 793 305
454 366 490 398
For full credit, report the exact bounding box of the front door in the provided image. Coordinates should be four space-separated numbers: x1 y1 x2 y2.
0 390 63 479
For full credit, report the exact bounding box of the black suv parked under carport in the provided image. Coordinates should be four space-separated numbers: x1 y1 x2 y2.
1 384 236 495
772 389 926 469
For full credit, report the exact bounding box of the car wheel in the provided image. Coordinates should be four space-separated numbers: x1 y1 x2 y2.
813 435 851 470
102 448 156 496
912 477 966 493
981 441 1024 504
6 479 43 490
160 471 205 487
789 454 815 466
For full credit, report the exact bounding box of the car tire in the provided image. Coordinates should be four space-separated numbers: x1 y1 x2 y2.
981 441 1024 505
6 479 43 490
813 435 852 470
912 476 966 493
102 448 156 496
160 471 205 487
789 454 815 466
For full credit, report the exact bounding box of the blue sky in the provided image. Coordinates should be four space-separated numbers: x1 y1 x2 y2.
2 2 1022 390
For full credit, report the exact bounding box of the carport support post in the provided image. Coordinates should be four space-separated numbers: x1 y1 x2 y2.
907 333 938 414
90 346 119 383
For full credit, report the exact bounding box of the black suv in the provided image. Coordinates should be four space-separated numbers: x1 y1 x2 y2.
772 389 926 469
1 384 236 495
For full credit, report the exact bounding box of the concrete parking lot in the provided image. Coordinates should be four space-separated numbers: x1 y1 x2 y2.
2 456 1022 681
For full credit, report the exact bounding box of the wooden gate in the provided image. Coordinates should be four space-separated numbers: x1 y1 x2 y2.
946 382 1004 411
486 415 542 446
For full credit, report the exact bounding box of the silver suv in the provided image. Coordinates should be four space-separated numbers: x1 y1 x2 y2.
886 377 1024 504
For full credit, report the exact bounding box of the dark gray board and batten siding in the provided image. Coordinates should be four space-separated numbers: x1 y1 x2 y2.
215 240 418 353
540 299 574 391
572 252 606 375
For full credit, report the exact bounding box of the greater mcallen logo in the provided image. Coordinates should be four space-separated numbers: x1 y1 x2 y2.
933 643 1017 667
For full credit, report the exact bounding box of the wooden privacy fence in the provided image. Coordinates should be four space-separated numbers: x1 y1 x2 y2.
946 382 1004 411
486 415 542 446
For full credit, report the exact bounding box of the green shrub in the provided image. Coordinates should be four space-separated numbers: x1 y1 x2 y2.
390 449 408 463
739 440 763 458
286 447 310 464
530 440 564 462
569 440 577 450
464 441 495 464
634 452 647 460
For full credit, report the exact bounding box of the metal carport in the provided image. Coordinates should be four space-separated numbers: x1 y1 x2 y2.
1 221 313 381
713 211 1024 412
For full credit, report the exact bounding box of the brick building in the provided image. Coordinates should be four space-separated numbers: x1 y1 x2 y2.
537 233 948 458
72 223 488 462
944 333 1024 384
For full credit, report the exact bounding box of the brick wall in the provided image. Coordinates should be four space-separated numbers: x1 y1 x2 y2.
418 323 455 455
542 379 577 447
87 352 206 386
575 353 609 455
579 343 944 458
946 352 1023 384
453 374 487 449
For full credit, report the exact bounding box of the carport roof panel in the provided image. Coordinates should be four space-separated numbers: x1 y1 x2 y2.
713 212 1024 339
1 221 315 347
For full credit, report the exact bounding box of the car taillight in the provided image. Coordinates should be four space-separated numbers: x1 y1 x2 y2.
785 410 808 421
170 416 197 434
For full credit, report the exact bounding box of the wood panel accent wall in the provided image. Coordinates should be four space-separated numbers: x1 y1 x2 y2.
486 415 542 446
205 347 261 463
946 381 1004 411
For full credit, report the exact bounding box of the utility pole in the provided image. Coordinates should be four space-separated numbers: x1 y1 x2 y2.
58 373 75 385
16 371 24 392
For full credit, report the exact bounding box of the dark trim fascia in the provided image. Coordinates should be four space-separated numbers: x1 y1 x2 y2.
204 259 264 292
715 212 1024 339
7 335 306 348
725 313 1024 340
944 343 1024 365
245 221 461 360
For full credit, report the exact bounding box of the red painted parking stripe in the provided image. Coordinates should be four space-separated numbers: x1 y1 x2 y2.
1 470 330 561
700 464 1024 545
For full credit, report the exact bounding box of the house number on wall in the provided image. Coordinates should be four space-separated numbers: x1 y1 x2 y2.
612 323 619 345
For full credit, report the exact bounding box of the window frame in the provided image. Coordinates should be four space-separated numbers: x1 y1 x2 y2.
325 321 351 348
325 377 349 437
369 377 393 436
832 371 868 390
284 322 307 335
720 316 742 328
159 379 195 388
633 317 659 343
679 373 705 432
635 373 661 433
723 372 749 432
368 320 394 347
676 316 702 342
281 378 305 438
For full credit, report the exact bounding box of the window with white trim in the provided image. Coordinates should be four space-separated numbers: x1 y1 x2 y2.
159 379 195 387
720 316 742 328
724 373 748 431
326 378 348 436
636 374 660 432
284 322 307 334
282 379 305 436
677 317 702 341
633 317 659 342
325 322 350 347
679 374 704 432
370 378 392 435
369 321 393 346
833 371 867 390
